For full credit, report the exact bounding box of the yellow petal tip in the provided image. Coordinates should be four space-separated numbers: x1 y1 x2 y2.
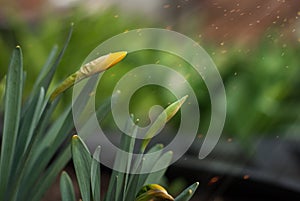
107 51 127 67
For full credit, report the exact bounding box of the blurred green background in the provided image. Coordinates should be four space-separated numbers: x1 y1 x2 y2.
1 0 300 146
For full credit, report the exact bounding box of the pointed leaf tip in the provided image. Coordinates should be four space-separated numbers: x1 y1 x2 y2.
72 135 79 139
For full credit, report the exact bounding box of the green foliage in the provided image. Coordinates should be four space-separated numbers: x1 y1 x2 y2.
62 98 199 201
0 26 76 201
0 25 126 201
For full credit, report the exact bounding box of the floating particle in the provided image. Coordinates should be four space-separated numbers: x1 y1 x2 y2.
256 20 260 23
89 91 96 97
163 4 170 8
227 138 233 142
234 72 238 76
177 5 181 8
197 134 203 138
220 42 224 46
166 25 172 30
208 176 219 185
243 175 250 180
114 15 119 18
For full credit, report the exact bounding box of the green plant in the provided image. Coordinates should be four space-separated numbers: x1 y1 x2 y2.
60 96 199 201
0 25 126 201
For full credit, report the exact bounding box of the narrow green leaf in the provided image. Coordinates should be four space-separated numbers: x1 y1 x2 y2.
31 146 71 201
14 87 45 166
104 116 135 201
174 182 199 201
72 135 92 201
45 23 73 100
25 87 45 149
21 45 58 118
135 144 164 190
91 146 101 201
60 171 76 201
31 98 110 201
121 125 138 201
124 144 164 201
11 146 50 201
0 46 23 199
33 45 58 93
144 151 173 186
141 95 188 152
9 86 45 183
10 98 61 201
17 107 73 201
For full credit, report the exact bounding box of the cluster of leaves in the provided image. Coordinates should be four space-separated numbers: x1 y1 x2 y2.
0 25 198 200
0 27 75 201
61 106 199 201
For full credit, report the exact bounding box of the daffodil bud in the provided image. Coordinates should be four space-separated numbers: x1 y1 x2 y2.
135 184 174 201
50 51 127 101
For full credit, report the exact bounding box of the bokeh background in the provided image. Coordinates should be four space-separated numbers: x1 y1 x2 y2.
1 0 300 200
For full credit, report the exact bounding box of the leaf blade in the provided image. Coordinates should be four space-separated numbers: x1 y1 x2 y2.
0 46 23 199
60 171 76 201
91 146 101 201
174 182 199 201
72 135 92 201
